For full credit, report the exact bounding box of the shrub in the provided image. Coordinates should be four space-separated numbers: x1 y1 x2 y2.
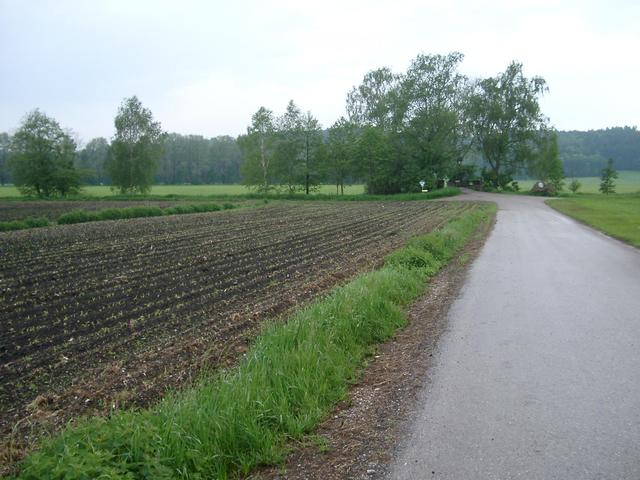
568 179 581 194
0 217 50 231
57 210 100 224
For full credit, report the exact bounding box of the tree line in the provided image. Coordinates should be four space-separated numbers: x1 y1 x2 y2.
2 52 638 197
75 134 242 186
240 53 558 193
1 97 242 196
558 127 640 177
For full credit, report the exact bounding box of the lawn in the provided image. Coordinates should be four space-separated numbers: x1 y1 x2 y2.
547 194 640 247
0 183 366 198
518 171 640 194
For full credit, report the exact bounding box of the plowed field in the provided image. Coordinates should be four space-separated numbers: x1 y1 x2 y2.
0 200 477 459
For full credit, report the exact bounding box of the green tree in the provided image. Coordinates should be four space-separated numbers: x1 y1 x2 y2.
273 100 304 193
599 158 618 194
346 67 400 130
207 136 242 184
0 132 10 185
8 110 80 197
529 131 565 191
105 96 164 194
76 137 109 184
327 118 357 195
300 111 324 194
568 179 581 193
355 126 397 194
238 107 276 192
467 61 547 188
399 52 471 187
345 53 473 194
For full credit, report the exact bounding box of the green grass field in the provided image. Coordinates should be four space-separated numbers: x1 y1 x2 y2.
547 194 640 247
518 171 640 194
0 184 366 198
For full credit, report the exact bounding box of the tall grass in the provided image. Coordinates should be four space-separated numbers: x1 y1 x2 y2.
14 204 495 479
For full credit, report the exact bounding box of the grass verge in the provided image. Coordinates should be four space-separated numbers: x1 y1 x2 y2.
11 203 495 480
547 194 640 247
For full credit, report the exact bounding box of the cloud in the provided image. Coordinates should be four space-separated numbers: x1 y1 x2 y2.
1 0 638 139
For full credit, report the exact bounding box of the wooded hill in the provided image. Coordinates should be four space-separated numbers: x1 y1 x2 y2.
557 127 640 176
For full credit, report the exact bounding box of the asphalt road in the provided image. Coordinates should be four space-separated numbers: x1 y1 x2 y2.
390 191 640 480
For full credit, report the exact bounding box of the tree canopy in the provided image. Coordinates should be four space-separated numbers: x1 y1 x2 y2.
344 53 473 193
467 61 547 187
105 96 165 194
8 110 80 197
238 107 277 192
76 137 109 185
528 130 565 191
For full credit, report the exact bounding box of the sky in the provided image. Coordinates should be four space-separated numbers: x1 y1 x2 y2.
1 0 638 145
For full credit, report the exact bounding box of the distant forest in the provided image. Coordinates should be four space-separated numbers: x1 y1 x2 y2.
0 126 638 187
71 133 242 185
557 127 640 176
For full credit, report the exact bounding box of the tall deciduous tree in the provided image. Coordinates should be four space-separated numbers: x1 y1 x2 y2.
300 111 324 194
467 61 547 188
345 53 473 193
346 67 400 130
274 100 304 193
9 110 80 197
105 96 164 194
327 117 357 195
238 107 276 192
399 52 472 186
355 126 397 194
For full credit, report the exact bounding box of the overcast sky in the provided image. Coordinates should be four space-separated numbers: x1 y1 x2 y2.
1 0 638 145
